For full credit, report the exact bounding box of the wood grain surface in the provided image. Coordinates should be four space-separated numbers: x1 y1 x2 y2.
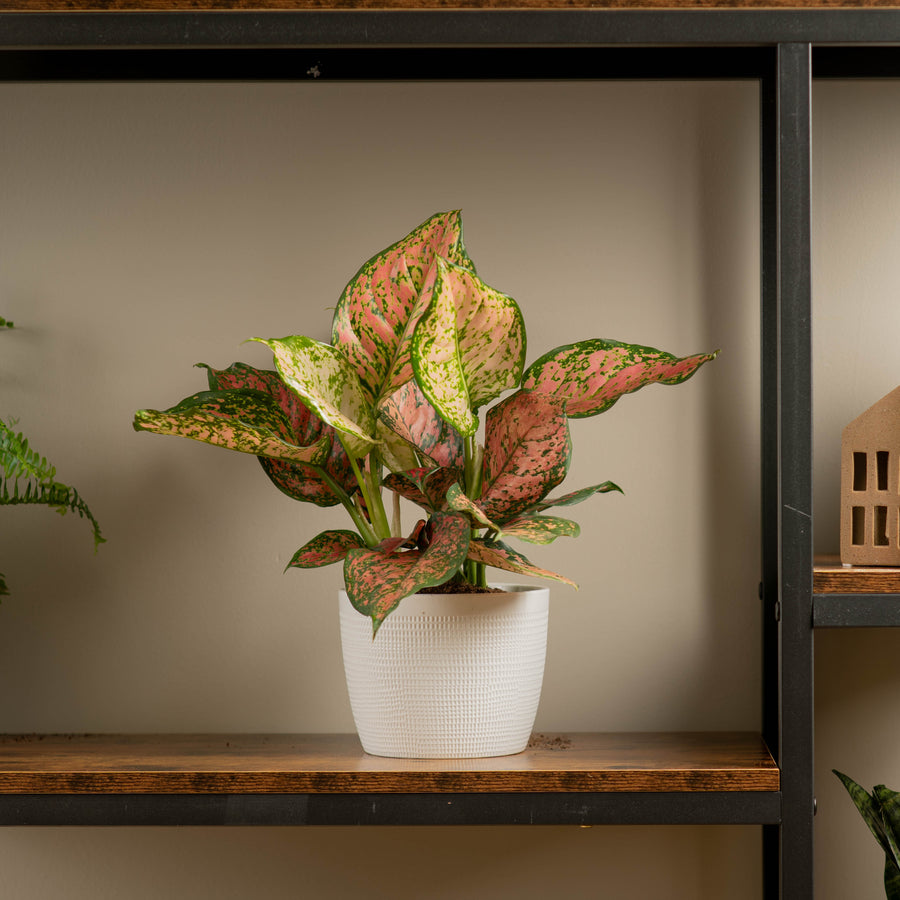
0 732 779 794
815 554 900 594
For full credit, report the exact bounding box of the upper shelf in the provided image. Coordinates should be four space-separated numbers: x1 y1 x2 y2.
814 555 900 628
0 732 780 826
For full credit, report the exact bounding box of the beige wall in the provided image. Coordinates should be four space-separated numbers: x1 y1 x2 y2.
0 74 888 897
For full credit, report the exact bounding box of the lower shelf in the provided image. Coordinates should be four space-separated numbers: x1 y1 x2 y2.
0 732 780 826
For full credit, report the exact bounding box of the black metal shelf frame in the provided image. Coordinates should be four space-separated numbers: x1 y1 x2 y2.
5 11 900 898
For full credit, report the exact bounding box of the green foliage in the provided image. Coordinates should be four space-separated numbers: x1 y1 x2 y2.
1 322 105 596
135 211 717 634
834 770 900 899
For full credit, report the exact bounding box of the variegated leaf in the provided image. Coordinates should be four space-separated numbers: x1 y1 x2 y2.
383 467 463 513
412 256 526 437
526 481 624 514
522 338 718 418
500 515 580 544
287 530 366 569
252 335 377 459
835 771 893 856
133 390 332 466
467 538 577 587
875 785 900 874
377 380 464 469
331 211 476 405
479 390 571 524
445 483 501 532
201 362 358 505
344 512 471 634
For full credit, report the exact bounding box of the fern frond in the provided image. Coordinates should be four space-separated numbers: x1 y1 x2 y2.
1 419 105 596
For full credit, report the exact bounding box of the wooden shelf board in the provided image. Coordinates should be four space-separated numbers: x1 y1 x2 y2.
814 554 900 595
0 732 778 795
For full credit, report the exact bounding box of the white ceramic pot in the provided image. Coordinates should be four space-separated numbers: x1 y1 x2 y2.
339 584 549 759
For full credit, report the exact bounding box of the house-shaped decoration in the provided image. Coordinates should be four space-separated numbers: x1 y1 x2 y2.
841 385 900 566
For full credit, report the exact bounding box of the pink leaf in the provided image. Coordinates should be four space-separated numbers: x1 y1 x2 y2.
467 538 577 587
344 512 470 634
287 530 365 569
522 339 718 418
479 391 571 524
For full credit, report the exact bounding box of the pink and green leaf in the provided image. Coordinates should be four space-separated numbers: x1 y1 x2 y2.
377 380 464 469
467 538 577 587
344 512 471 635
411 257 526 437
133 390 332 466
287 530 366 569
331 211 475 405
479 390 571 524
522 339 719 418
445 483 501 532
252 335 377 459
499 515 580 544
382 466 462 513
526 481 624 514
200 362 359 505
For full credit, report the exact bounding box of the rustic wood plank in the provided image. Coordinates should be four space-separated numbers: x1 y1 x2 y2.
814 554 900 594
2 0 900 10
0 732 778 794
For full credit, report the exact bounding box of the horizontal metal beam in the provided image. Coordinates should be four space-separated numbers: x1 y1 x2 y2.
2 9 900 50
0 791 783 827
814 594 900 628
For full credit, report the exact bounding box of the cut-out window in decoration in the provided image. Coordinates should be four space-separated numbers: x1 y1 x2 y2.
877 451 890 491
854 452 868 491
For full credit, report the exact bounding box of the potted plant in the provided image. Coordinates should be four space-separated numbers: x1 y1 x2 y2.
835 770 900 899
134 211 716 757
1 316 105 597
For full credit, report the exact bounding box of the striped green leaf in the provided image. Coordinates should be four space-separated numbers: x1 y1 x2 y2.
522 338 718 418
331 211 475 406
412 256 526 437
479 391 571 524
344 512 471 635
467 538 576 587
252 335 377 459
287 530 366 569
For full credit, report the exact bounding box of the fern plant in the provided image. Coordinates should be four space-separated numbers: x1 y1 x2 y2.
1 318 104 596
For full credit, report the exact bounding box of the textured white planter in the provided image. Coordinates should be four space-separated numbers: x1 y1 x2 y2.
339 584 549 759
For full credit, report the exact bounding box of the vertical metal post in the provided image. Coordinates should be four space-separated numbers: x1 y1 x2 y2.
776 41 815 899
759 53 781 900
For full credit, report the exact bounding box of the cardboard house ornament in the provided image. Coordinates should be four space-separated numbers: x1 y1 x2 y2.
841 385 900 566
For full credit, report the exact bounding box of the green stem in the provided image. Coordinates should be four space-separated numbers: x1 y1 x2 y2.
314 456 377 547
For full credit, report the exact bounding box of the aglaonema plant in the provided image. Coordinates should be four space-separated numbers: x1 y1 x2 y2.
835 770 900 899
134 211 717 634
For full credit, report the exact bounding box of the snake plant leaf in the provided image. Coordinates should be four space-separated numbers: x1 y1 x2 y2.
344 511 471 635
835 771 894 855
377 380 464 469
253 335 377 459
383 466 463 513
522 338 718 418
287 530 366 569
499 515 580 544
201 362 358 506
412 256 526 437
134 390 333 466
331 211 476 406
479 390 571 524
876 785 900 877
524 481 624 514
467 538 577 587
